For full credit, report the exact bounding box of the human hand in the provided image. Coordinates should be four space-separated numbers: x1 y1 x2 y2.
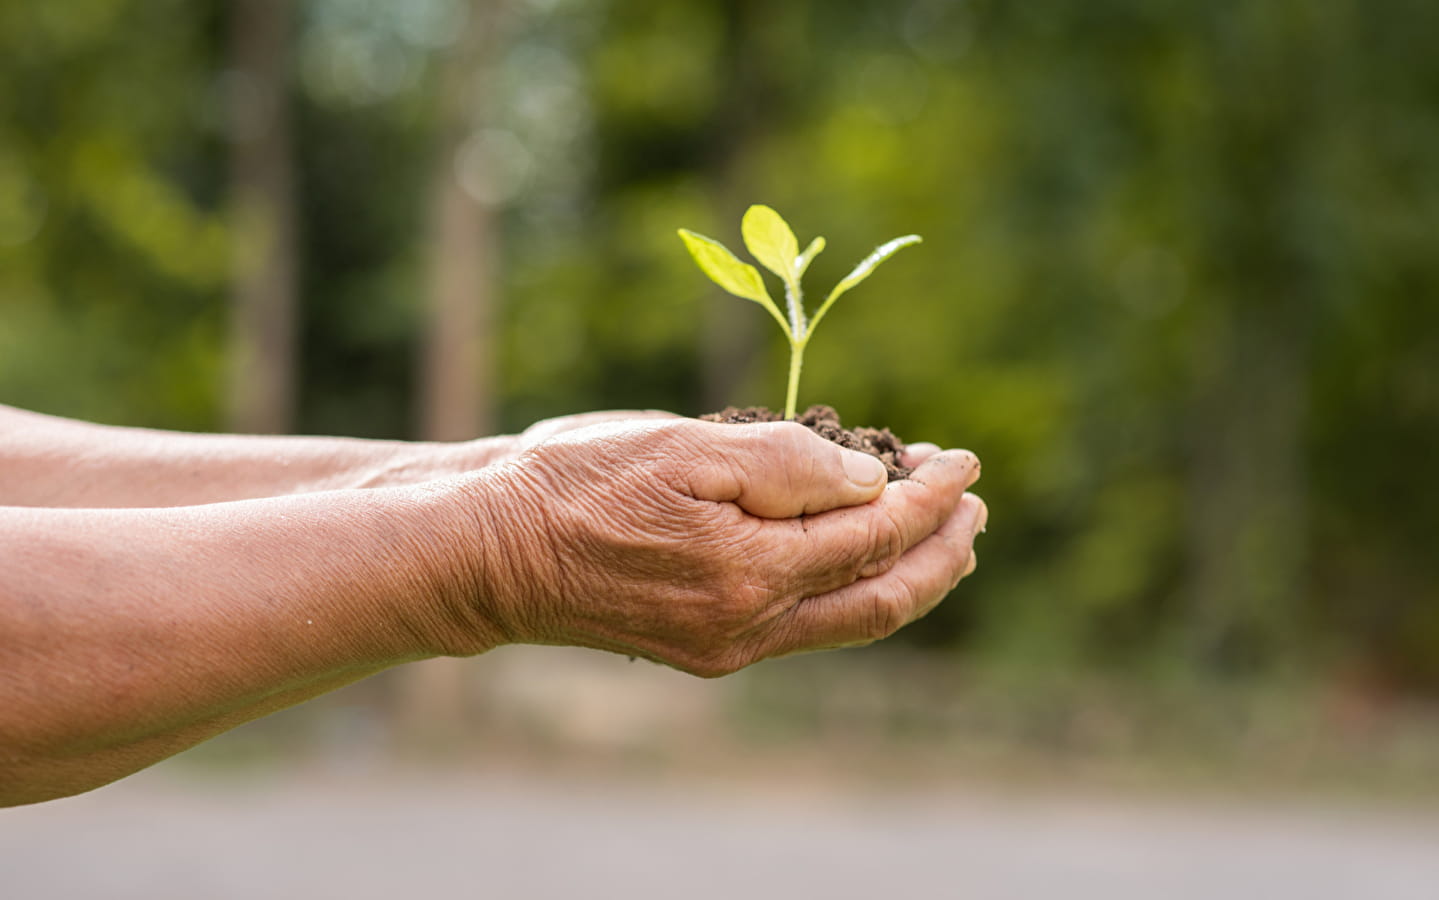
442 418 984 676
511 410 682 453
355 410 679 489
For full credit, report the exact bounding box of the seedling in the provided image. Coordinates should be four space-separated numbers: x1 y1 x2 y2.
678 205 921 420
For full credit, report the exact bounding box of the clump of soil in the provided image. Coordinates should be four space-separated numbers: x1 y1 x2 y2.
701 404 912 482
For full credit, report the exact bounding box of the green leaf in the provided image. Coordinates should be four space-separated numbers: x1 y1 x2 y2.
805 234 922 339
796 236 826 277
677 228 769 302
677 228 792 338
741 205 800 284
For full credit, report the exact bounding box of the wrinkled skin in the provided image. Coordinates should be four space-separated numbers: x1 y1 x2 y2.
0 405 982 805
444 417 985 677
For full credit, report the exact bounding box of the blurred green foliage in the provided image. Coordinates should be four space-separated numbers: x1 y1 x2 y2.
0 0 228 428
2 0 1436 690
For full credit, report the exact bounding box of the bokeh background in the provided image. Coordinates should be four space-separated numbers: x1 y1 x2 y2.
3 1 1439 896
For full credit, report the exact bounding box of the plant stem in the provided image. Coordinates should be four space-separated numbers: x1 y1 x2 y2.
783 281 805 340
784 340 804 420
781 272 807 419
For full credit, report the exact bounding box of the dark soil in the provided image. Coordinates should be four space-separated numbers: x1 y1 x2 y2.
701 404 912 482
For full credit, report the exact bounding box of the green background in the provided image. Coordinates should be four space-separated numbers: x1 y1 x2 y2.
2 0 1436 709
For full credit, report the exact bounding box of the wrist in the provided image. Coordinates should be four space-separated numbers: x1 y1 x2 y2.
401 463 547 657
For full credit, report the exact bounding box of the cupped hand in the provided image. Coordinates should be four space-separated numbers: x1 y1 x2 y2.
447 418 984 676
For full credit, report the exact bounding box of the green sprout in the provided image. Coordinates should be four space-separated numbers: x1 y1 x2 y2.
678 205 921 420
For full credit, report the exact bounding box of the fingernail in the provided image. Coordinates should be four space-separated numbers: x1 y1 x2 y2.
843 451 886 488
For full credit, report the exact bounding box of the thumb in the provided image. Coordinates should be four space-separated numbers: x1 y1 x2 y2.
681 420 888 518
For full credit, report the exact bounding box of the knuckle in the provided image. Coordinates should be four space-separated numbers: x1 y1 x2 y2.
773 420 815 447
867 589 909 641
776 421 824 470
862 512 905 576
767 419 816 465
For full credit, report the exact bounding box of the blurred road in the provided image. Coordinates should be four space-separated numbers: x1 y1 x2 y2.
3 767 1438 900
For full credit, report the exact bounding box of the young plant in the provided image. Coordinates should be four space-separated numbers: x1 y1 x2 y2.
678 205 921 420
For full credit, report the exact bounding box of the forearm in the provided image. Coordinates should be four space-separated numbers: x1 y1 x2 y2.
0 404 515 508
0 483 502 806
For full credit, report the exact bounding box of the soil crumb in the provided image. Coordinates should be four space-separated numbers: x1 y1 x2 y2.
701 404 912 482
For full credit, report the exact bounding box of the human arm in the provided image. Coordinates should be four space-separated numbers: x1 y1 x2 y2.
0 418 982 806
0 484 484 806
0 403 673 508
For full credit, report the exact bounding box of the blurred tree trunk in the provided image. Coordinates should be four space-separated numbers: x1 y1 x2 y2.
227 0 297 435
700 0 779 411
1184 299 1311 676
419 0 501 443
397 0 505 748
1182 11 1316 678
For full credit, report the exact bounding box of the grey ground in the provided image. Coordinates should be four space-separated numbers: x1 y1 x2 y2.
4 766 1439 900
